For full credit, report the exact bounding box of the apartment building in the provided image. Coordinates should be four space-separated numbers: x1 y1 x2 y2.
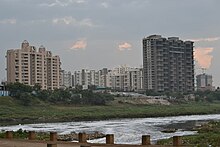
61 70 72 88
73 69 100 89
6 40 62 90
143 35 194 93
196 73 213 91
98 68 109 88
73 70 82 87
110 66 143 91
72 66 143 91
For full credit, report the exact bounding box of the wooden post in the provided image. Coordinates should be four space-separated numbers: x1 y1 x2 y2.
79 132 87 143
50 132 57 141
47 143 57 147
28 131 36 140
5 131 13 139
142 135 151 145
173 136 182 146
106 134 114 144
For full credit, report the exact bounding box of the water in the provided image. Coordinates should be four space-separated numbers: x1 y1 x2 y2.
1 114 220 144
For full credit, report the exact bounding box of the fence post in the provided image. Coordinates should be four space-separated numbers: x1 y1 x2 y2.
50 132 57 141
28 131 36 140
173 136 182 146
79 132 87 143
5 131 13 139
47 143 57 147
106 134 114 144
142 135 151 145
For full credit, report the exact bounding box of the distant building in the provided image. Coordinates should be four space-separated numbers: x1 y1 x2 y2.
0 84 9 96
6 40 62 90
99 68 110 88
110 65 143 91
61 70 72 88
73 69 99 89
72 66 143 91
196 73 213 91
143 35 194 93
73 70 82 87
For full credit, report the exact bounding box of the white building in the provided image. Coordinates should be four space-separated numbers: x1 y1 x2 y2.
196 73 213 91
73 69 100 89
61 70 72 88
110 65 143 91
72 66 143 91
73 71 82 87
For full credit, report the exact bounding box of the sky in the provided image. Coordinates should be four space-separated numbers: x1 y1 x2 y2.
0 0 220 86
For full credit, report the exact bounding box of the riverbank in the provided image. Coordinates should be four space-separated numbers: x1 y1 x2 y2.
157 121 220 146
1 96 220 125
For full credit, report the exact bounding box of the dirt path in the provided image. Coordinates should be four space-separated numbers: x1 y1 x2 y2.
0 139 80 147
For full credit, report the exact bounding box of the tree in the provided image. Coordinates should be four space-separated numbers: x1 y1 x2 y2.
6 82 33 98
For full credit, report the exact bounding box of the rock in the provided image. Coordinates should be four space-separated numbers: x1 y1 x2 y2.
58 131 105 141
161 128 177 133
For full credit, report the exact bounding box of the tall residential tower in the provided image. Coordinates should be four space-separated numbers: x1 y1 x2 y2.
6 40 62 90
143 35 194 93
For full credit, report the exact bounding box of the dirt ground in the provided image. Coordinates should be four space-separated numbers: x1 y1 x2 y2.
0 139 188 147
116 97 170 105
0 139 80 147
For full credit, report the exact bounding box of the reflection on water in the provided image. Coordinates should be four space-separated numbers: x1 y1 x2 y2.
0 114 220 144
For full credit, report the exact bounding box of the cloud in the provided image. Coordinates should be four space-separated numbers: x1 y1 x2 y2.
0 19 16 24
101 2 109 8
189 37 220 42
118 42 132 51
76 0 86 4
40 0 69 7
70 39 87 50
40 0 86 7
194 47 213 69
52 16 95 27
28 19 47 24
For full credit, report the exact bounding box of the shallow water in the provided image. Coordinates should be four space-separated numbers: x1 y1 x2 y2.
1 114 220 144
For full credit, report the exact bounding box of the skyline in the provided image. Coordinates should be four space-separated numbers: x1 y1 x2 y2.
0 0 220 86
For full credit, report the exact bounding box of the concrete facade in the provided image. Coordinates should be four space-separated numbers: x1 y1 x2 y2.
6 40 62 90
61 70 72 88
196 73 213 91
72 66 143 91
110 66 143 91
143 35 194 93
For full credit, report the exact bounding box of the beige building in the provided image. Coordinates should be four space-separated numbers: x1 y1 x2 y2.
6 40 62 90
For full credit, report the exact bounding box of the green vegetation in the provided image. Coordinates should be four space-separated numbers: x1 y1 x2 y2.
1 95 220 125
0 129 50 140
157 121 220 147
1 82 220 125
6 82 114 106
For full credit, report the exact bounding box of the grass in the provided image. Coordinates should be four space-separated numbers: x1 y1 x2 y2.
157 121 220 147
1 96 220 125
0 129 50 140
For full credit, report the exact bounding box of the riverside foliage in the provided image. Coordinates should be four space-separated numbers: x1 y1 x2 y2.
157 121 220 146
5 82 114 106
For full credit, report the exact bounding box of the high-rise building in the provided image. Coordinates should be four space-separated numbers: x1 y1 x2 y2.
6 40 62 90
196 73 213 91
73 69 100 89
61 70 72 88
72 66 143 91
143 35 194 93
110 65 143 91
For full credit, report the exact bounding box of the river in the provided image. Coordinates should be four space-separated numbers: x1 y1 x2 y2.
1 114 220 144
